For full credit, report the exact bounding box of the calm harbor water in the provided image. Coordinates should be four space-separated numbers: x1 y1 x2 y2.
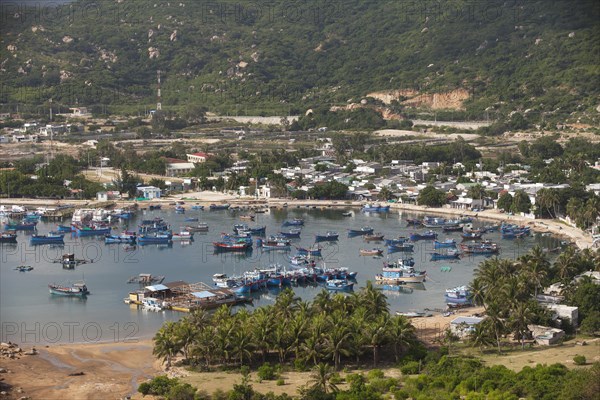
0 207 561 344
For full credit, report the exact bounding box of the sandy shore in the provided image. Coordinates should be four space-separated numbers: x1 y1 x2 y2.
0 340 158 400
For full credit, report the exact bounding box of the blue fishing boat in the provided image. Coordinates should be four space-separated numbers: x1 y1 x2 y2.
315 231 339 242
361 204 390 213
209 203 230 210
387 243 414 253
460 241 499 255
282 218 304 226
348 226 374 236
175 206 185 214
442 224 463 232
445 285 472 306
31 232 65 245
461 232 483 240
56 225 73 233
502 230 527 239
4 221 37 231
148 205 162 210
104 234 137 244
233 224 266 236
0 232 18 243
114 211 134 220
410 231 438 241
325 279 354 291
73 225 111 237
138 232 172 245
385 236 409 246
406 218 422 226
191 205 204 210
434 239 457 249
185 217 199 222
430 249 461 260
296 247 322 257
422 216 448 228
279 229 301 238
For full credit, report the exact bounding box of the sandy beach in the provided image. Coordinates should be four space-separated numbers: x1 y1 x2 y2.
0 340 158 400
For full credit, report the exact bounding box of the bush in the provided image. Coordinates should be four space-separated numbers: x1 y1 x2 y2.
257 363 278 381
400 361 421 375
367 369 385 381
137 375 179 396
168 382 197 400
276 378 285 386
329 373 343 385
293 359 308 372
573 355 587 365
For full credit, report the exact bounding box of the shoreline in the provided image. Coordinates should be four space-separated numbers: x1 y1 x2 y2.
2 194 593 250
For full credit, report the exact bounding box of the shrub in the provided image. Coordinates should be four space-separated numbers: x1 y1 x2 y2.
257 363 278 381
329 373 343 385
573 355 587 365
137 375 179 396
293 359 308 372
400 361 421 375
367 369 385 381
276 378 285 386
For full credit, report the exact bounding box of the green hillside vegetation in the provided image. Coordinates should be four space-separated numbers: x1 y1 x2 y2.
1 0 598 124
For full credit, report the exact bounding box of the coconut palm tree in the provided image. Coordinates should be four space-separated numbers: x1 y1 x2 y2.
509 301 534 350
554 246 578 282
175 318 197 361
323 320 352 370
289 312 309 361
300 334 323 367
153 321 181 370
387 315 416 362
309 363 339 394
274 288 301 319
251 306 274 363
469 320 495 353
363 314 389 367
312 289 332 314
359 280 389 317
484 302 506 354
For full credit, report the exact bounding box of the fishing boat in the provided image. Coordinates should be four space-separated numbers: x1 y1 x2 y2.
139 218 170 233
56 225 73 233
430 249 461 260
461 232 483 240
325 279 354 291
361 204 390 212
396 311 432 318
57 253 88 267
234 224 266 235
175 206 185 214
259 237 292 251
384 257 416 268
364 233 385 241
315 231 339 242
171 231 194 241
123 245 137 252
445 285 472 306
406 218 422 226
376 265 427 284
410 231 438 241
434 239 457 249
0 232 17 243
4 221 37 231
148 205 162 210
30 232 65 245
279 229 301 238
348 226 374 236
184 217 199 222
213 240 252 252
73 224 111 237
342 211 353 217
387 243 414 253
185 223 209 232
239 215 255 221
296 247 322 257
114 211 134 220
104 233 137 244
191 205 204 210
282 218 304 226
442 224 463 232
502 230 528 239
127 273 165 284
48 281 89 297
359 248 383 256
385 236 409 246
422 216 448 228
137 232 172 245
209 203 231 210
212 273 236 288
460 242 499 255
14 265 33 272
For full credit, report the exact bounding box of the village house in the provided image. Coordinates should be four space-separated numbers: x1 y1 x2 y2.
528 325 565 346
450 316 485 338
137 186 161 199
544 304 579 327
186 152 209 163
164 157 195 177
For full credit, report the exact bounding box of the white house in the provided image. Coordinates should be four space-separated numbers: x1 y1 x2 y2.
137 186 161 199
544 304 578 327
96 192 108 202
83 139 98 148
187 152 209 163
450 316 485 338
164 158 195 177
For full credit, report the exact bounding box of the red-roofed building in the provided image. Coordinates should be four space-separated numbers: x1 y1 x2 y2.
187 152 209 164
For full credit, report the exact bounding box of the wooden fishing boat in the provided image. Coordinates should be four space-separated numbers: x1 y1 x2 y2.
364 233 385 241
359 248 383 256
48 281 89 297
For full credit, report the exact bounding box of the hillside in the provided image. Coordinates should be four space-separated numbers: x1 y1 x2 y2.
1 0 598 122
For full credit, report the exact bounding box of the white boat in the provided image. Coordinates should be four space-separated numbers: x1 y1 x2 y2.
142 297 164 311
171 231 194 240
